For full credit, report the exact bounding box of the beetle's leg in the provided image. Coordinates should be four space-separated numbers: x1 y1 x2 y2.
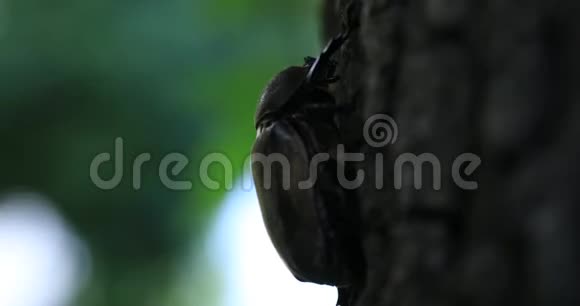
300 103 338 112
317 60 340 84
298 101 355 120
324 76 340 84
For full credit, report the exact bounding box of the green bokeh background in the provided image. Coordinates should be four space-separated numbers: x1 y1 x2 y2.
0 0 321 305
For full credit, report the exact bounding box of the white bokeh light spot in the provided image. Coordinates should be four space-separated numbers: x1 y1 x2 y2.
0 193 88 306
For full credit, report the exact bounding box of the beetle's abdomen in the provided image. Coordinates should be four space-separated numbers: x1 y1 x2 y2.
251 119 351 286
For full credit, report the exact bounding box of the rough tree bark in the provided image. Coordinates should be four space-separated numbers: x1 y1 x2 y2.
324 0 580 305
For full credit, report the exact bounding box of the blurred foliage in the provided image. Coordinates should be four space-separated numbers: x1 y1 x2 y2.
0 0 320 305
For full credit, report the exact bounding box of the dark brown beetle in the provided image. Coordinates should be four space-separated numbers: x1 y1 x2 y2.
251 15 361 305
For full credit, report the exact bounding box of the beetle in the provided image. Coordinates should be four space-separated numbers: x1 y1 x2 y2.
251 18 361 305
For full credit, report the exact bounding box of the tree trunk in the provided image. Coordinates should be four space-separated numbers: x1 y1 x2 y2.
326 0 580 305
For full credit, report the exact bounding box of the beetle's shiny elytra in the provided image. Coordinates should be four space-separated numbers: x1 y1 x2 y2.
251 33 356 287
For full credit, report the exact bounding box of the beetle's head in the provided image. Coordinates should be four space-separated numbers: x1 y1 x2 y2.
255 55 341 131
255 65 309 130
